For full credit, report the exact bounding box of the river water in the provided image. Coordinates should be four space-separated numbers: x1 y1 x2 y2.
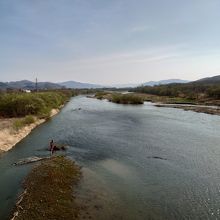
1 96 220 220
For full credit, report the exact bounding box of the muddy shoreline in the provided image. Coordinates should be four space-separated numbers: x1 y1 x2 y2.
154 103 220 115
127 92 220 115
11 156 81 220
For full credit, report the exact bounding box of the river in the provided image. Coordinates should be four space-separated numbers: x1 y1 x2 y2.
1 96 220 219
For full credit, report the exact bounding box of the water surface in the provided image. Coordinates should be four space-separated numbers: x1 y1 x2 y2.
1 96 220 219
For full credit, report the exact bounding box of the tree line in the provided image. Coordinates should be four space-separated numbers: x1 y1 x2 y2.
0 90 74 118
131 83 220 100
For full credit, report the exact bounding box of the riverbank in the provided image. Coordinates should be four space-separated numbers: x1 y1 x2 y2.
11 156 81 220
129 93 220 115
0 108 60 152
0 95 220 219
155 103 220 115
94 91 220 115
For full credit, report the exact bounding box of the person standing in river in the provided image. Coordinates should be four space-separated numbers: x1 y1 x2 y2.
49 140 54 156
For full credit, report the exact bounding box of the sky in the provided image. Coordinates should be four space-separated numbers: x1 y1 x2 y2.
0 0 220 84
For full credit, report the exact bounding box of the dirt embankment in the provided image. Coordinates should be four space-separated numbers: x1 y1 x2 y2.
0 109 60 152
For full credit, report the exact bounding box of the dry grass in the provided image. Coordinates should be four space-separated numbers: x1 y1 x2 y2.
13 156 81 220
0 118 14 130
13 116 35 131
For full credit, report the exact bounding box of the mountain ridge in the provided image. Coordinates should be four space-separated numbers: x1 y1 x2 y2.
0 80 63 90
193 75 220 84
59 81 103 89
1 75 219 90
112 79 189 88
141 79 189 86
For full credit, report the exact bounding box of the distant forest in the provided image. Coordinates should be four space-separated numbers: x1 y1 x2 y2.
131 76 220 100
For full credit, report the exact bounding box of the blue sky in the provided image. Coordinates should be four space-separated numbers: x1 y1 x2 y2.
1 0 220 84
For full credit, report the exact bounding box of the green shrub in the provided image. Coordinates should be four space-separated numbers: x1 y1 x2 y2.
0 91 72 118
13 119 24 131
12 115 35 131
111 93 144 104
95 91 109 100
37 107 51 119
23 115 35 124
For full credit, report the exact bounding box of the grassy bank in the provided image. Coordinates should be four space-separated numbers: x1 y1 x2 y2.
0 90 75 152
132 93 197 104
131 83 220 106
95 92 197 105
0 90 74 118
12 115 35 131
95 92 144 104
95 91 220 115
12 156 81 220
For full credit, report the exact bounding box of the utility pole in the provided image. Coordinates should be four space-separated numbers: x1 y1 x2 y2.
35 77 38 92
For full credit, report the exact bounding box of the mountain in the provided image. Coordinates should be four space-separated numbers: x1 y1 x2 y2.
193 75 220 85
2 76 219 91
8 80 32 89
141 79 189 87
59 81 103 89
0 82 8 90
0 80 63 90
37 82 64 89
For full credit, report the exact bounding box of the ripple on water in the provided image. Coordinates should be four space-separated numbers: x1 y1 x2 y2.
1 96 220 220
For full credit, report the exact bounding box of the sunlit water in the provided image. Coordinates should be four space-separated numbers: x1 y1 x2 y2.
1 96 220 219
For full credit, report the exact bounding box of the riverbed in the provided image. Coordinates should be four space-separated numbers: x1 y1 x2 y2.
1 96 220 219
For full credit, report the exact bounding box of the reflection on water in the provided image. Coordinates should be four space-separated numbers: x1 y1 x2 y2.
75 167 125 220
100 159 133 178
1 96 220 219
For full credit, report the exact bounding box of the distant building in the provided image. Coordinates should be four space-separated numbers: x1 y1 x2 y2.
23 89 31 93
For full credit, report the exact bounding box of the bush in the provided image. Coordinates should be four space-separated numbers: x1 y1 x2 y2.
111 93 144 104
95 91 109 100
0 91 72 118
13 119 24 131
207 87 220 99
13 115 35 131
23 115 35 124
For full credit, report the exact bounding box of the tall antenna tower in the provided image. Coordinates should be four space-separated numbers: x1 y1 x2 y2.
35 77 38 92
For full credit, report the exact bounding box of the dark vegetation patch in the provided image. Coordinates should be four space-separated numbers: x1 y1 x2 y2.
0 90 74 118
95 92 144 104
131 82 220 105
13 156 81 220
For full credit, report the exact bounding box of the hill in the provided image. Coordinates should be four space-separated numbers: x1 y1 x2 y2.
0 80 64 90
59 81 103 89
110 79 189 88
193 75 220 85
131 75 220 102
0 82 8 90
142 79 189 86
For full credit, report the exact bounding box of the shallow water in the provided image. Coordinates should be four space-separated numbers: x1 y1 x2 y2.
1 96 220 219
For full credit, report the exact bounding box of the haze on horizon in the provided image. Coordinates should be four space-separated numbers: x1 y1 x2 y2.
1 0 220 85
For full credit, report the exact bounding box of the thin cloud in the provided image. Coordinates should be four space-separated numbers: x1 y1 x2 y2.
130 25 153 33
67 44 187 66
